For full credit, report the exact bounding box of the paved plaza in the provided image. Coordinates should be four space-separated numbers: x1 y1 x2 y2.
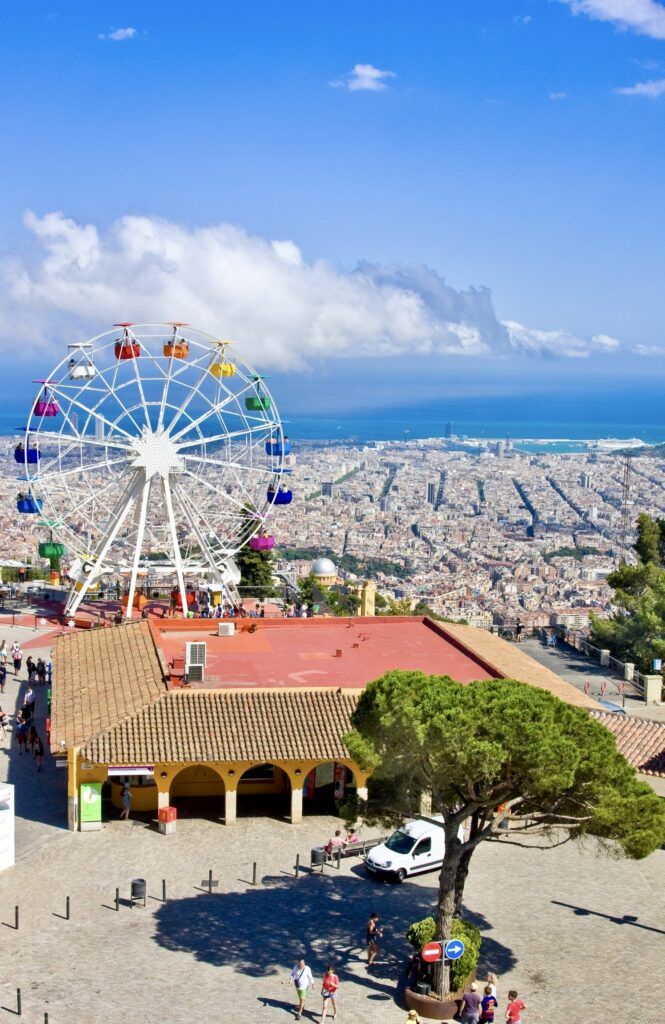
0 623 663 1023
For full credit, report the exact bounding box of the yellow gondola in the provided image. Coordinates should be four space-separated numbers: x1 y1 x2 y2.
210 340 236 378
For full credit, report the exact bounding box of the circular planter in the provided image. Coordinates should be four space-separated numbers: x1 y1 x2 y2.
404 987 461 1021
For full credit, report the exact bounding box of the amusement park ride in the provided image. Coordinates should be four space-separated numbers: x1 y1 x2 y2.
14 323 293 619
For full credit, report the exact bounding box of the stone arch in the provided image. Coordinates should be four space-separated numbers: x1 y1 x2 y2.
169 763 226 821
236 762 292 821
301 759 359 815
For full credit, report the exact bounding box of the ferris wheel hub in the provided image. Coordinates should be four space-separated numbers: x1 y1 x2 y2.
129 427 184 479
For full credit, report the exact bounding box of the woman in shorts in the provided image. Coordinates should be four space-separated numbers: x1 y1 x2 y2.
320 964 339 1022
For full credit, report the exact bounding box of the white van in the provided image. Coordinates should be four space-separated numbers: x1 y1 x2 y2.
364 817 446 883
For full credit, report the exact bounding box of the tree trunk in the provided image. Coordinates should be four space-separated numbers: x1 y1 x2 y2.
433 842 463 999
453 843 474 917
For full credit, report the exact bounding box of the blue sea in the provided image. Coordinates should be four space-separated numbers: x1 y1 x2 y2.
281 387 664 448
4 385 663 452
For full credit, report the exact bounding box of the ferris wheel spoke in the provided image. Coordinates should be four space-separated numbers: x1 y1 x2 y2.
44 467 134 531
168 373 264 443
41 382 136 442
27 428 132 455
35 454 129 482
164 351 223 437
172 482 226 574
181 467 258 516
176 420 280 451
87 361 148 436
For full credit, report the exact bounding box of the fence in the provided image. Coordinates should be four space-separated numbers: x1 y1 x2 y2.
558 628 647 698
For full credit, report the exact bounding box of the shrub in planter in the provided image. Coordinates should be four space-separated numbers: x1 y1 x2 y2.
406 916 481 994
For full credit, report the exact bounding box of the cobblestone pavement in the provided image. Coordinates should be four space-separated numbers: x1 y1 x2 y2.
0 625 663 1023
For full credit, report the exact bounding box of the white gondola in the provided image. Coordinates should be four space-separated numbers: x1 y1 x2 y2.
67 342 97 380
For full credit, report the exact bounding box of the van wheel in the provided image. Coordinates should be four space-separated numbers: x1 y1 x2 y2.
396 869 407 883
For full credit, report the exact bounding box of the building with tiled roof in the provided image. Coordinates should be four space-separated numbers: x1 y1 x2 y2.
591 711 665 795
52 615 605 830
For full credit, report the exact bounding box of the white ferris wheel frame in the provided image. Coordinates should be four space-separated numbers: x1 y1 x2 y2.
20 323 288 619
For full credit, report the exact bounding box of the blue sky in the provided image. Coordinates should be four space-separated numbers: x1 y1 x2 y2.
1 1 664 420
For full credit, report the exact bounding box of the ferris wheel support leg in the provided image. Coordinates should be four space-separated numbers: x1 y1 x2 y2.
64 472 143 618
124 478 151 621
163 474 188 618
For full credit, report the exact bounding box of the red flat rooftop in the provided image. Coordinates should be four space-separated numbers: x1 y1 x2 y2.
151 616 499 690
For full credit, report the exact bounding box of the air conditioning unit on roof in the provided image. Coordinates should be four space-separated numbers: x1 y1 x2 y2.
185 641 206 683
217 622 235 637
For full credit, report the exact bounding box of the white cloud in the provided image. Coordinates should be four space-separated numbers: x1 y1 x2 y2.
560 1 665 40
98 27 137 42
503 321 621 358
549 91 569 99
631 343 665 355
330 63 396 92
616 76 665 95
514 15 533 24
0 211 621 367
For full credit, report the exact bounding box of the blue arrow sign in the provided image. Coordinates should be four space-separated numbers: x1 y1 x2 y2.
444 939 465 960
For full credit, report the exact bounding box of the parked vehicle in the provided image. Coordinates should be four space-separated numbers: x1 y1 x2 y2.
364 817 449 883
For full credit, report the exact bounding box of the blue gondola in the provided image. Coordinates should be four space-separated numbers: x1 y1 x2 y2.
265 437 292 458
14 444 40 465
17 493 43 514
267 485 293 506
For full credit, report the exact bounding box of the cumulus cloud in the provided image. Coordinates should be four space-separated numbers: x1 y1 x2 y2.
630 343 665 355
514 15 533 25
549 91 569 100
0 210 621 367
98 27 137 41
616 76 665 96
559 0 665 39
329 63 396 91
503 321 621 359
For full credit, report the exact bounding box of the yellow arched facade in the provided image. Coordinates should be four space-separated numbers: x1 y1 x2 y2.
75 753 369 826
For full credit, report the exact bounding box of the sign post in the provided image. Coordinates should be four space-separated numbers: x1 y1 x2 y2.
421 941 443 963
444 938 466 961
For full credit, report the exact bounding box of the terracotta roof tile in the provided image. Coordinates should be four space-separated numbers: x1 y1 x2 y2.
591 711 665 777
80 689 359 765
50 621 167 751
440 623 601 710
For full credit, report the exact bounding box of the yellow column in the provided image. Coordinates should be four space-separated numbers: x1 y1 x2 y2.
67 746 79 831
225 786 237 824
291 785 303 824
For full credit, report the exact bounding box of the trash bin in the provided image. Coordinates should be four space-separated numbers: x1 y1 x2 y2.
311 846 324 868
415 981 430 996
131 878 146 906
158 806 177 834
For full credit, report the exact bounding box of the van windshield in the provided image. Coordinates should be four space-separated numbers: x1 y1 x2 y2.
385 830 416 854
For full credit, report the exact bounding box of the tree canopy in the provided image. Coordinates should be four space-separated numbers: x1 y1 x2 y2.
344 671 665 994
591 513 665 670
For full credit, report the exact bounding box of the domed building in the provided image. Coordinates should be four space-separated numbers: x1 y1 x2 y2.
311 556 337 587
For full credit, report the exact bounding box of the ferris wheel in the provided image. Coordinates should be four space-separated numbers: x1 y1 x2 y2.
14 323 293 618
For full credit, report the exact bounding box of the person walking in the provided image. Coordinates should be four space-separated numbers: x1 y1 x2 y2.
320 965 339 1023
505 991 526 1023
24 684 36 717
481 984 499 1023
28 723 39 754
460 982 483 1024
0 662 6 694
15 715 28 755
26 656 36 683
119 782 132 820
0 707 8 738
289 958 314 1020
366 912 383 967
11 643 22 676
0 640 7 668
486 973 498 999
36 659 47 686
33 733 44 772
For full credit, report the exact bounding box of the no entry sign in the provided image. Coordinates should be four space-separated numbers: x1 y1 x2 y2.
421 941 443 963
